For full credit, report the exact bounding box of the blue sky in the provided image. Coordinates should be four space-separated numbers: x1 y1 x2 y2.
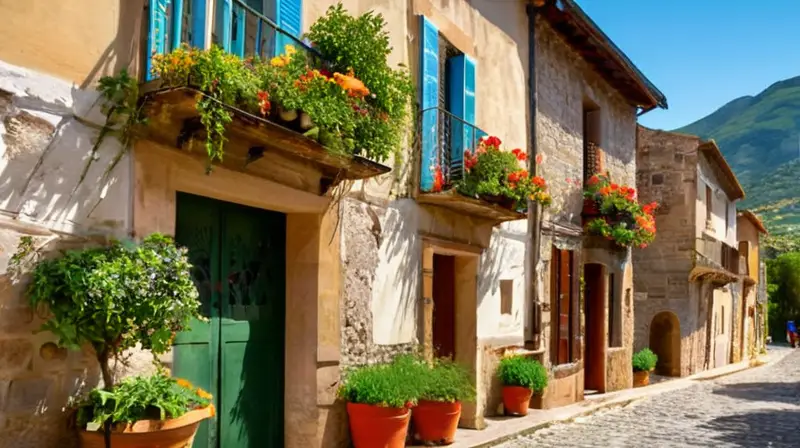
576 0 800 130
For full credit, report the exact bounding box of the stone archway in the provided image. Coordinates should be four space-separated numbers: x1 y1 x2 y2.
649 311 681 376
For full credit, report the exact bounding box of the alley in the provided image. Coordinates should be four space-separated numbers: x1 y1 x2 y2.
495 348 800 448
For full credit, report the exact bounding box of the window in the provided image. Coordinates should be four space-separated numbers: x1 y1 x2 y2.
551 247 578 365
419 16 477 192
500 279 513 315
582 103 601 183
608 273 622 347
705 185 713 221
725 201 729 235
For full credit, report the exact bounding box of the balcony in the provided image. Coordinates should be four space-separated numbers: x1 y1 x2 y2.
416 107 528 223
138 0 392 196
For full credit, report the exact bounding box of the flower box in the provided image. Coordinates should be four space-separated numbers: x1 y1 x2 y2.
583 173 658 248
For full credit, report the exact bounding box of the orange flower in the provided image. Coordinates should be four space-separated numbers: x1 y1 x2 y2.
432 165 444 192
196 387 213 400
176 378 193 390
531 176 546 188
333 72 370 98
599 186 611 196
257 91 271 116
588 175 600 186
511 148 527 162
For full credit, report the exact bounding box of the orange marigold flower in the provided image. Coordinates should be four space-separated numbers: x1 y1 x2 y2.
176 378 193 389
196 388 213 400
333 72 370 98
531 176 546 188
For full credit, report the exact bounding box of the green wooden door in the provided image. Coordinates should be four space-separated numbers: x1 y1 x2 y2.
174 193 285 448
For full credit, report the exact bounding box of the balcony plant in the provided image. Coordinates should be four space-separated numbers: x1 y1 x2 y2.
412 358 476 445
455 136 552 212
337 354 424 448
10 234 210 447
583 173 658 248
632 348 658 387
143 3 412 171
497 355 548 416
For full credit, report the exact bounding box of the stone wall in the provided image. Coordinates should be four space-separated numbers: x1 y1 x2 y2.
533 16 639 404
340 199 417 366
0 60 138 447
633 127 700 360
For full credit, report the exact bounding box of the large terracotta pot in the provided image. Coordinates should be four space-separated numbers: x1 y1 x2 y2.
79 405 214 448
502 386 533 416
347 402 410 448
411 400 461 445
633 370 650 388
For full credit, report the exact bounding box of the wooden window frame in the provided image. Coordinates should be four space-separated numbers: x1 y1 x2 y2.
705 185 713 222
550 247 580 365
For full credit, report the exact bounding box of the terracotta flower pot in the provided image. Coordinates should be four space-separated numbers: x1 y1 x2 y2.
633 370 650 388
411 400 461 445
502 386 533 416
79 405 214 448
529 391 545 410
347 402 410 448
299 112 314 130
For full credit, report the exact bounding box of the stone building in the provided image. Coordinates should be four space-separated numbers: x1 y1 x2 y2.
0 0 665 447
634 126 745 377
735 210 768 361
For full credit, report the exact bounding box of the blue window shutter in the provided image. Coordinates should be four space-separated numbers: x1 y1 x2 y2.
146 0 171 81
171 0 184 51
217 0 233 52
420 16 439 192
190 0 207 48
276 0 302 57
231 3 246 57
446 55 476 180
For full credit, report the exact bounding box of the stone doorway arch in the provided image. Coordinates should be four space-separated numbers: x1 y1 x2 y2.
649 311 681 376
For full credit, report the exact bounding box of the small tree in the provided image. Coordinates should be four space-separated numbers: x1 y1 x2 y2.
15 233 202 390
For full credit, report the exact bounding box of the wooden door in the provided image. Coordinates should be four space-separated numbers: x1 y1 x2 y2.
174 193 285 448
433 254 456 360
583 263 605 392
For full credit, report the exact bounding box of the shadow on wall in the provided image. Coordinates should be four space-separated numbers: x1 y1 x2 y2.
79 0 146 89
699 409 800 448
0 80 130 237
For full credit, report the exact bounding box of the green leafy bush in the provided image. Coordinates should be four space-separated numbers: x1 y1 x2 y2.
337 354 425 408
632 348 658 372
22 233 202 390
419 358 476 403
497 356 548 392
76 371 212 428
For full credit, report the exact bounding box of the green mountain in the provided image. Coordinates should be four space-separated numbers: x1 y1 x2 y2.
673 76 800 253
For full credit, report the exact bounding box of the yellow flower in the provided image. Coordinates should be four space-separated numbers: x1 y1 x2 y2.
270 56 287 67
284 45 297 56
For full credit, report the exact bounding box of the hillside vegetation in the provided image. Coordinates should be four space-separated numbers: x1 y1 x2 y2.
673 76 800 254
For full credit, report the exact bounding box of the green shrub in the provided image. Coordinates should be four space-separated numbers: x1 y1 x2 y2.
632 348 658 372
420 358 476 403
76 371 212 428
21 233 201 390
337 354 425 408
497 356 548 392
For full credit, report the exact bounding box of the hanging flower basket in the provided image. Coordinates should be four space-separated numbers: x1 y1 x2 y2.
583 173 658 248
454 136 552 212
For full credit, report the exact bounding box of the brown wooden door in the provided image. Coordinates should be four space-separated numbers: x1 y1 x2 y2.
433 254 456 359
584 263 605 392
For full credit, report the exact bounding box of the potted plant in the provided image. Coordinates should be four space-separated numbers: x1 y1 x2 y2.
455 136 552 211
412 358 476 445
632 348 658 387
497 355 548 416
583 172 658 249
13 233 209 446
338 354 423 448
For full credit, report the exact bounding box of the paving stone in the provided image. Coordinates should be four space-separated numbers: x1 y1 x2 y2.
494 347 800 448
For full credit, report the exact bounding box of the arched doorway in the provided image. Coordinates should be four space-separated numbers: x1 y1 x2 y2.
649 312 681 376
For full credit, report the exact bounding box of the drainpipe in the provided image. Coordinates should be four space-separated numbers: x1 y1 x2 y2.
526 2 542 349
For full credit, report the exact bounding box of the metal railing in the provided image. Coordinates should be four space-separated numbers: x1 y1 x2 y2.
146 0 321 80
215 0 313 60
419 107 486 189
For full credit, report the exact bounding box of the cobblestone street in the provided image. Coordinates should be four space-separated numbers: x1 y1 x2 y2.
496 348 800 448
